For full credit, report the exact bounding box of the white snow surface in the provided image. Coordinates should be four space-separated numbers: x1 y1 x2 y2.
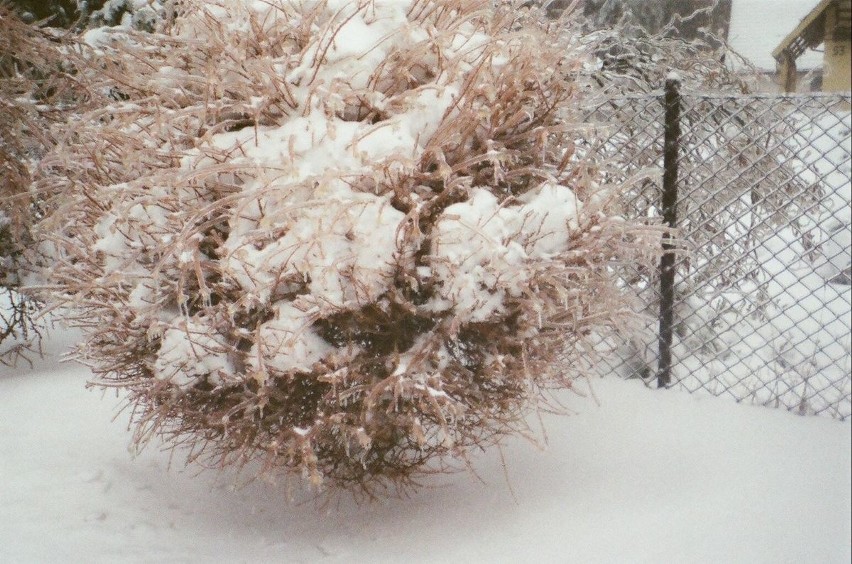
1 329 849 563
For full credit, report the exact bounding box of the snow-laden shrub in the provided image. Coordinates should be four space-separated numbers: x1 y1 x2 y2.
33 0 662 492
86 0 167 32
5 0 166 30
4 0 80 26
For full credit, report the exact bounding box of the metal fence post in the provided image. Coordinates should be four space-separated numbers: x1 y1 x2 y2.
657 76 681 388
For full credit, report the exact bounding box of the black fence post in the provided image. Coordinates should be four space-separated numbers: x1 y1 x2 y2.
657 76 681 388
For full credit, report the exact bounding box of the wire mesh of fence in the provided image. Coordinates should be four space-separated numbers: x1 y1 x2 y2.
581 87 851 421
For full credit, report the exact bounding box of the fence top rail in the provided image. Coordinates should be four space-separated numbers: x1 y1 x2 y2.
682 90 852 101
581 91 664 105
582 89 852 104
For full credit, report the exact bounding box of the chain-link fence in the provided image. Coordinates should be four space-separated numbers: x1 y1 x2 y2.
583 85 852 420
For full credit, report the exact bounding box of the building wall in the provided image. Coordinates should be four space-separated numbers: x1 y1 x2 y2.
824 38 852 91
823 2 852 92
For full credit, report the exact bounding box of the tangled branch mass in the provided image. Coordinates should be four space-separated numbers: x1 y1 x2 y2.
33 0 661 493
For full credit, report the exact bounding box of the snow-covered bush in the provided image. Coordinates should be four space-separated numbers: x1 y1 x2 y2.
32 0 662 492
5 0 166 30
86 0 167 32
4 0 80 26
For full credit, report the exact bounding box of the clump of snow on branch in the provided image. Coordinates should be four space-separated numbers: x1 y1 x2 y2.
32 0 663 494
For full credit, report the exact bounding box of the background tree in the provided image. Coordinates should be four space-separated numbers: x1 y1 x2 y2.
582 0 732 46
5 0 87 26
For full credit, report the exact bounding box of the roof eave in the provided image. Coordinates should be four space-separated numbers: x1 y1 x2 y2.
772 0 834 61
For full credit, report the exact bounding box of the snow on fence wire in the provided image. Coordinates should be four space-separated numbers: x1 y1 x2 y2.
581 83 852 420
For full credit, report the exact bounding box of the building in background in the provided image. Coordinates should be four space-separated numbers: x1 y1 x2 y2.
773 0 852 92
728 0 823 91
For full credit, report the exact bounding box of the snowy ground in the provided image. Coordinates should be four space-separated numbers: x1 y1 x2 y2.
1 329 849 563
